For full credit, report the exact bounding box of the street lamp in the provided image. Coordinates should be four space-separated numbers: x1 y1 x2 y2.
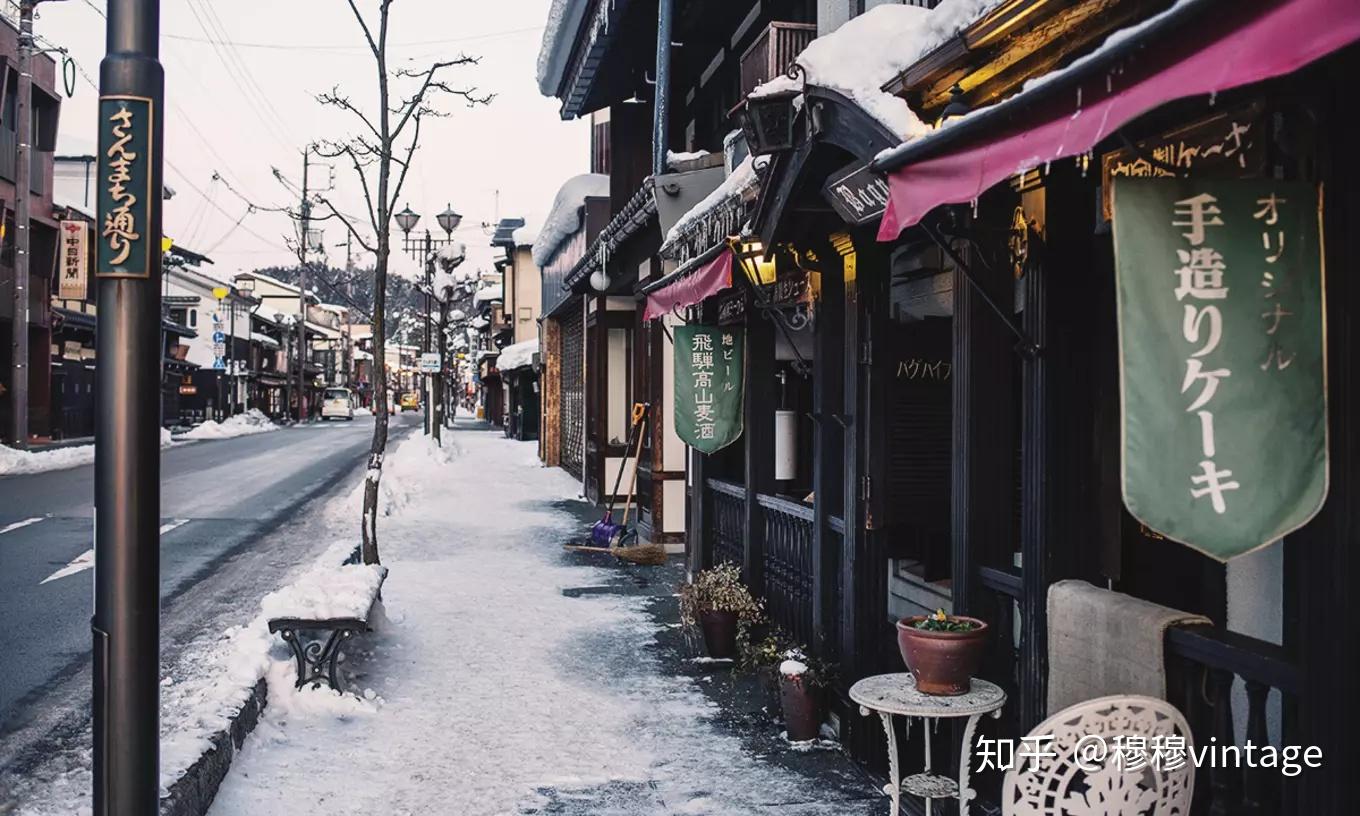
395 204 420 234
436 203 462 235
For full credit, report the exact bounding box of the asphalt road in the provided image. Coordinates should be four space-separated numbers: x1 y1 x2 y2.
0 412 419 736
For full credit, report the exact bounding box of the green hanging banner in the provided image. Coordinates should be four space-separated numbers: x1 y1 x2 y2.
1113 178 1327 561
674 325 745 454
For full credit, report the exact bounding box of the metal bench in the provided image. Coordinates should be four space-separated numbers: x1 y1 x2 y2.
266 564 387 692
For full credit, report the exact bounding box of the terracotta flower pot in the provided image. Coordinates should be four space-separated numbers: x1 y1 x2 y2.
778 672 823 742
699 609 739 659
895 616 989 696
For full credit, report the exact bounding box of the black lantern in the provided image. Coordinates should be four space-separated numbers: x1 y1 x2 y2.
394 204 421 234
935 84 970 130
739 89 799 156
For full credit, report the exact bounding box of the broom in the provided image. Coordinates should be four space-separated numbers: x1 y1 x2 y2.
564 409 667 566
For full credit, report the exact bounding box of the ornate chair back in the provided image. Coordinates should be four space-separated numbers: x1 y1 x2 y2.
1002 695 1195 816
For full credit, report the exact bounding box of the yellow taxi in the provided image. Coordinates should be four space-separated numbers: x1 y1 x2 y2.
399 391 421 412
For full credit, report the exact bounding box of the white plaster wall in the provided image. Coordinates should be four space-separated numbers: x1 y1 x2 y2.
1227 541 1284 746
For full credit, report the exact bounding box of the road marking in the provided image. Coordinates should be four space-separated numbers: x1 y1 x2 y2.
0 517 44 536
41 549 94 585
39 519 191 585
159 518 190 535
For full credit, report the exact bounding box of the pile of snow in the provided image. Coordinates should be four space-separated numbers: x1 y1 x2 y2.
497 338 539 372
512 219 541 248
661 155 763 253
530 173 609 267
752 0 1004 139
179 409 278 441
779 658 809 677
474 285 503 304
346 432 461 519
667 149 712 168
260 563 388 621
353 407 374 417
1 429 177 477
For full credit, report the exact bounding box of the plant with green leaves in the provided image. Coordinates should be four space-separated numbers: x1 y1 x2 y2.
679 562 764 630
911 608 979 633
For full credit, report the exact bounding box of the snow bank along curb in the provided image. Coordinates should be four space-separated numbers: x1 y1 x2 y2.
156 541 364 816
0 428 177 477
158 679 267 816
177 409 278 441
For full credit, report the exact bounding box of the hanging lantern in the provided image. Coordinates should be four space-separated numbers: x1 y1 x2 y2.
738 241 778 286
739 89 799 156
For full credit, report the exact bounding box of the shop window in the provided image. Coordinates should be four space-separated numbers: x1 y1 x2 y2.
606 327 632 445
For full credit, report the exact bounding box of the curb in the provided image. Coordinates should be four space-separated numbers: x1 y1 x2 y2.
158 678 268 816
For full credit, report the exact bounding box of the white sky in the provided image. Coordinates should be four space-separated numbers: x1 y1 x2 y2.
39 0 588 281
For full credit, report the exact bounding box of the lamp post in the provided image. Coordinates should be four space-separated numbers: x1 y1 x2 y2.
395 203 462 435
94 0 164 812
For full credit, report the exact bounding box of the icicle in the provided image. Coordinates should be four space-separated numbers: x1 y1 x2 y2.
1107 73 1113 94
971 198 980 218
1076 86 1083 110
1208 90 1218 107
1044 160 1052 176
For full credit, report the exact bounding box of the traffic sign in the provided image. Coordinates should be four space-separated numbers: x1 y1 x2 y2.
418 352 441 373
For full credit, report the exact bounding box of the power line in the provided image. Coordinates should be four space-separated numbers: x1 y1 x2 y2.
182 0 294 150
160 25 544 52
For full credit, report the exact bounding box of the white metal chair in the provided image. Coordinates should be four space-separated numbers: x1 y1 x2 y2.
1002 695 1195 816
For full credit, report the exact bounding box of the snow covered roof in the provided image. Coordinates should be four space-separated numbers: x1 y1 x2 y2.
531 173 609 267
511 219 541 249
474 286 502 304
659 155 763 262
536 0 590 97
752 0 1003 140
497 339 539 372
250 331 280 348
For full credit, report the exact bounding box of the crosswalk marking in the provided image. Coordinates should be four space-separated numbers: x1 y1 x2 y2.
0 517 44 536
38 519 191 586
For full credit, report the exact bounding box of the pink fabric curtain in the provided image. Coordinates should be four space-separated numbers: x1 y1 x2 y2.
878 0 1360 240
643 249 734 321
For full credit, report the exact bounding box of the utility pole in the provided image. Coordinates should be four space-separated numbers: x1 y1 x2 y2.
423 230 432 435
9 0 38 448
94 0 164 813
296 146 311 423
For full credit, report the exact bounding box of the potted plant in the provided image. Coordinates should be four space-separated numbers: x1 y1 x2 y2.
679 563 763 659
896 609 989 695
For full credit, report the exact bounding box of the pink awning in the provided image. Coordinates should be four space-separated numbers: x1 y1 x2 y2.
878 0 1360 240
643 249 734 321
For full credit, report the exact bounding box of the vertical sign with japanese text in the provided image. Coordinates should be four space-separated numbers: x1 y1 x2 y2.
97 95 155 278
674 325 744 454
58 220 89 300
1114 178 1327 561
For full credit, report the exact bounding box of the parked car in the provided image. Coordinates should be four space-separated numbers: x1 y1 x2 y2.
400 391 420 412
321 387 354 421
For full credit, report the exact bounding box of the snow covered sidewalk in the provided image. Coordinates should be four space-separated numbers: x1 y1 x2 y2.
208 420 881 816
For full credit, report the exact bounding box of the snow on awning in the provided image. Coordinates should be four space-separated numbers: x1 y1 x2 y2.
875 0 1360 239
642 248 734 322
250 332 280 349
498 339 539 372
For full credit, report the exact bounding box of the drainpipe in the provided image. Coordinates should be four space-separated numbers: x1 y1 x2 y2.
651 0 674 177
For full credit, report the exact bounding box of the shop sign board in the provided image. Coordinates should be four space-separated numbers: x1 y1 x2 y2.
59 220 89 300
418 352 441 373
823 161 890 226
1113 178 1327 560
674 325 744 454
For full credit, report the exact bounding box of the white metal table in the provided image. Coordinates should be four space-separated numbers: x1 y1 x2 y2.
849 673 1005 816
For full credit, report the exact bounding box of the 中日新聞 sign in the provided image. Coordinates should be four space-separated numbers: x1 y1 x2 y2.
1113 178 1327 561
97 95 155 279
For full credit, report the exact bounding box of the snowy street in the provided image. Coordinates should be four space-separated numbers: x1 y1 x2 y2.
0 413 419 787
192 419 882 816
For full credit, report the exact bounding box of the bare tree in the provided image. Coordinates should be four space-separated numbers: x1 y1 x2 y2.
315 0 490 564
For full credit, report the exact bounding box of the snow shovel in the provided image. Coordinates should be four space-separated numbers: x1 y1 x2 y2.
588 403 648 548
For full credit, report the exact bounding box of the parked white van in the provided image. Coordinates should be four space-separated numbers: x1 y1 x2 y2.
321 387 355 421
